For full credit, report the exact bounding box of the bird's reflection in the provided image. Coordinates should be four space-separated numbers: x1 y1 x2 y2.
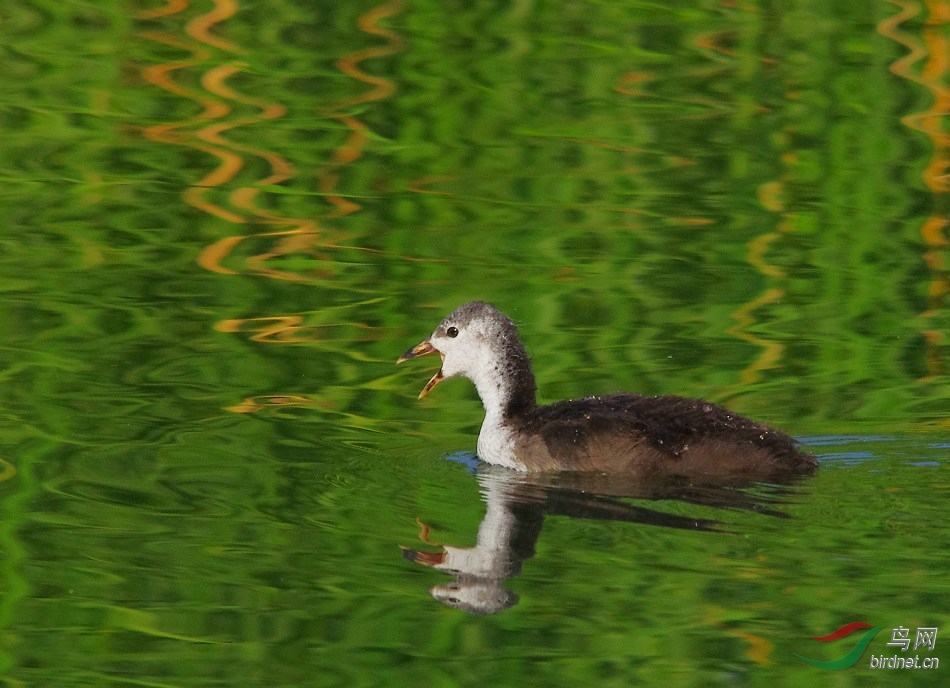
402 458 809 614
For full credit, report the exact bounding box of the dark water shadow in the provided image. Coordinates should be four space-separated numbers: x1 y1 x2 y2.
402 454 812 615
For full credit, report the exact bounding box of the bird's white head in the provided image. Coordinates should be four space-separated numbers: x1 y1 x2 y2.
396 302 507 396
397 302 537 417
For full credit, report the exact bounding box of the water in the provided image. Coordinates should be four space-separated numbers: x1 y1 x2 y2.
0 1 948 686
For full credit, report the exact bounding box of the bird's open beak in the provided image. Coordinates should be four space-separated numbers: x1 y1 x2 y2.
396 340 444 399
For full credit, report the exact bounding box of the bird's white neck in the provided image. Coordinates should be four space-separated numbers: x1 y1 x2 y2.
469 354 531 471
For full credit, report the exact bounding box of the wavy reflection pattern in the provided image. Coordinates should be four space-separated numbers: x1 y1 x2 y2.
137 0 406 413
879 0 950 381
685 4 949 404
686 20 792 398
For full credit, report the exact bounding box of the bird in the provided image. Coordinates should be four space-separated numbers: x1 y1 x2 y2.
397 301 818 478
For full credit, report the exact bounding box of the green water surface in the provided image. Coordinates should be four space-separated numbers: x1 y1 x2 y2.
0 1 948 686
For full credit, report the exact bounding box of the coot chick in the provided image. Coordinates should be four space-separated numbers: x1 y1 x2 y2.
398 302 817 478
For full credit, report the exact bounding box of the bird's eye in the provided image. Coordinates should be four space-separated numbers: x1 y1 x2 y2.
446 326 459 338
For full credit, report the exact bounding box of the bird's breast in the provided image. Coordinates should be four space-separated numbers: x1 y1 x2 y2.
476 417 526 471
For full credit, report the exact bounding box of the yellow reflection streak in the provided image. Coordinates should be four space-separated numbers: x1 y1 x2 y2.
137 1 413 413
703 605 775 666
226 396 316 414
189 0 409 281
725 287 787 389
136 0 188 20
138 31 247 224
215 315 312 343
185 0 245 54
879 0 950 380
686 19 792 397
0 457 16 482
320 0 407 220
720 184 792 396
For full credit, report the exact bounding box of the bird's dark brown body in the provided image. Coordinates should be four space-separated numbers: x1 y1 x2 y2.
504 392 816 477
